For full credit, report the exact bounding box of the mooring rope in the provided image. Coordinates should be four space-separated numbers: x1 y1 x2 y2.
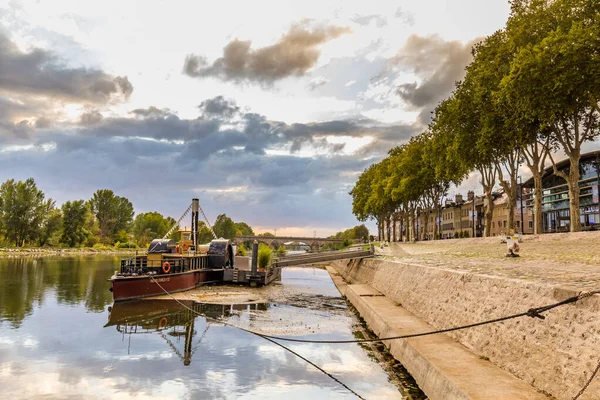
148 275 600 399
149 275 365 399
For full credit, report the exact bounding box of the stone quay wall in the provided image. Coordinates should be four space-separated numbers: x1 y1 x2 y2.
332 258 600 400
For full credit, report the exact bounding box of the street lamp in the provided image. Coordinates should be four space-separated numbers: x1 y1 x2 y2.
518 176 524 234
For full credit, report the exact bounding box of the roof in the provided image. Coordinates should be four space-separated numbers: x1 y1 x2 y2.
522 150 600 188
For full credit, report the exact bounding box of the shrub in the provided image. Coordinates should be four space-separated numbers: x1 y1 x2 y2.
275 246 286 257
116 241 136 249
237 243 247 256
342 238 351 247
258 243 272 268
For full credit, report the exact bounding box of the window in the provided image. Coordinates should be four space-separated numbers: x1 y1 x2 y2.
529 221 533 229
503 220 507 228
516 221 521 228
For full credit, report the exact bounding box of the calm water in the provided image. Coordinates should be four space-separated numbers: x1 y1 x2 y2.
0 256 411 399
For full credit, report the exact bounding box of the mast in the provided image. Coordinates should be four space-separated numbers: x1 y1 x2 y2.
192 198 199 254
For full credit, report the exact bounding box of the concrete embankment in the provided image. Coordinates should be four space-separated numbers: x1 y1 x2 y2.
328 258 600 400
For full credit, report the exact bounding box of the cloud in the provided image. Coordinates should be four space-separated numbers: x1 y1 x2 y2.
79 110 103 126
0 32 133 104
0 96 416 233
352 14 387 28
198 96 240 119
391 35 479 124
307 76 329 90
183 24 351 84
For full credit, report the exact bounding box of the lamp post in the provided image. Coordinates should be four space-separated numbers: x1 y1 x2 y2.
518 176 524 234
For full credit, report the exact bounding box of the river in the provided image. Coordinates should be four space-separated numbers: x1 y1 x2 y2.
0 256 424 399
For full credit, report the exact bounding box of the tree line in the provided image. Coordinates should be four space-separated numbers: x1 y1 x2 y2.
0 177 256 248
350 0 600 239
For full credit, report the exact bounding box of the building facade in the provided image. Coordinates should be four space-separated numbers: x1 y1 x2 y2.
523 150 600 233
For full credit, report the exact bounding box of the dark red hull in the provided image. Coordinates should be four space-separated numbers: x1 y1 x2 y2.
111 269 223 301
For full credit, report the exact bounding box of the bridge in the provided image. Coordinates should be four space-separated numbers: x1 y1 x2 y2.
233 235 359 250
271 246 374 267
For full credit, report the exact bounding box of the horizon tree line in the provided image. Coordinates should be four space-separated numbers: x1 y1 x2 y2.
350 0 600 239
0 177 257 248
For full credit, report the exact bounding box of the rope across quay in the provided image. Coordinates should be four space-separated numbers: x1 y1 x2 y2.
148 275 600 400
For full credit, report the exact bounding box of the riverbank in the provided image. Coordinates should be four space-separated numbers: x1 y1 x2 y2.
330 233 600 400
0 247 138 257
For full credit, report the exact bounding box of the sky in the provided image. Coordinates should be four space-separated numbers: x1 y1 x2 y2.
0 0 513 236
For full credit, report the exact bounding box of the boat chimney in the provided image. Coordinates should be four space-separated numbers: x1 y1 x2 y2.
192 199 199 253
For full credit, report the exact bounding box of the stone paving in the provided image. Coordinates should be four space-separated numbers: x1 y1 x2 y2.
376 231 600 292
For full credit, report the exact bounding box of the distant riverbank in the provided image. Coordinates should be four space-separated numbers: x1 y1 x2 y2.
0 247 138 257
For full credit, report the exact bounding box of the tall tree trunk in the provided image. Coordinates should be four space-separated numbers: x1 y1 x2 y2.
532 172 543 234
549 148 582 232
479 165 497 237
567 156 582 232
392 213 397 242
523 140 549 235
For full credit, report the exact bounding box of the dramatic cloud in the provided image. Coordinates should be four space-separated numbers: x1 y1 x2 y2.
392 35 479 124
0 33 133 104
0 96 417 232
184 25 351 83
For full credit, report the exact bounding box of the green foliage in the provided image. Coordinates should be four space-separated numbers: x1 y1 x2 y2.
89 189 134 244
61 200 92 247
237 243 247 256
197 221 215 244
0 178 59 246
213 214 236 239
234 222 254 236
115 241 136 249
331 224 369 242
275 246 286 257
258 243 272 268
132 212 171 246
258 232 274 237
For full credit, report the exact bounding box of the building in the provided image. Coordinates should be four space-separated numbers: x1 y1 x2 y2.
489 190 534 236
523 150 600 233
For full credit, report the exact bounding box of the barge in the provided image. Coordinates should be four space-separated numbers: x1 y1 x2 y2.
110 199 234 301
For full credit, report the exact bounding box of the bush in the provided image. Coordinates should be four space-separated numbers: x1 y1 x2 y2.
116 241 136 249
342 238 351 247
275 246 286 257
258 244 272 268
92 243 110 250
237 243 247 256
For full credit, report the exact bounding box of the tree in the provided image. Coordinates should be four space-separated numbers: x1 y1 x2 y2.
502 0 600 231
213 214 236 239
60 200 90 247
89 190 134 243
132 212 170 246
38 203 62 247
234 222 254 236
258 232 275 237
197 221 215 244
0 178 48 246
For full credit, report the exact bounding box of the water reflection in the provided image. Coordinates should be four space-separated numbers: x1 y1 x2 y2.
0 257 117 327
0 258 412 399
105 300 270 366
